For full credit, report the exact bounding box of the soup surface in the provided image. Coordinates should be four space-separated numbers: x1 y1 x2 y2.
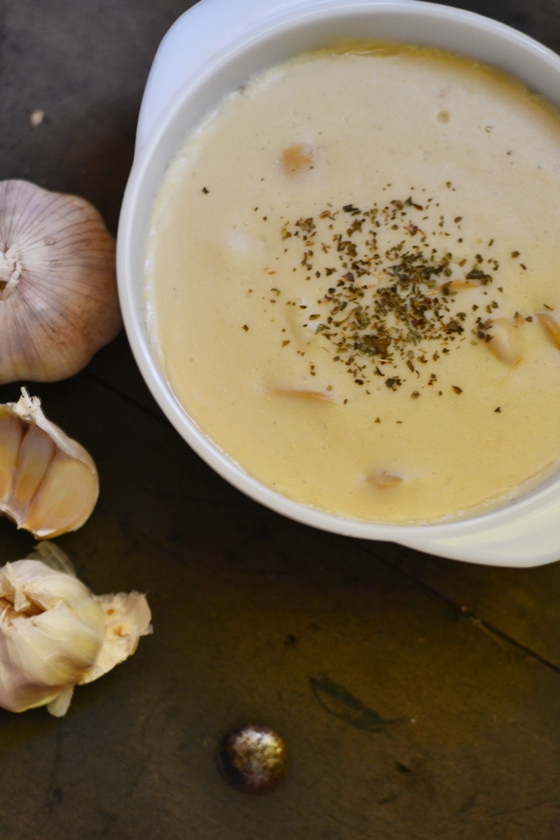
145 43 560 523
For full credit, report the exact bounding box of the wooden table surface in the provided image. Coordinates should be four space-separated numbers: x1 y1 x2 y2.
1 1 560 837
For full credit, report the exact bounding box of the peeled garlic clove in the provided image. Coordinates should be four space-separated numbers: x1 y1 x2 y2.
281 143 316 175
367 472 403 488
270 387 340 404
0 544 152 716
0 179 122 383
433 279 479 294
537 311 560 349
485 317 523 366
0 388 98 538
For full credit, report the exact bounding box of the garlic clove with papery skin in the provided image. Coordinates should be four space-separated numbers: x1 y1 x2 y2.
0 179 122 384
0 558 106 714
79 591 153 686
0 543 152 716
0 388 98 538
8 422 57 520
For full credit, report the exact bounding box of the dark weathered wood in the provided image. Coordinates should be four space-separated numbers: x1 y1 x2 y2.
433 0 560 54
86 332 165 418
0 377 559 839
1 0 560 837
369 543 560 670
0 0 193 233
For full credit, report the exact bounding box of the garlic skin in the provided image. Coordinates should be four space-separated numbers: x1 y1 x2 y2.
0 180 122 383
0 389 99 538
81 591 153 685
0 543 152 716
0 558 106 715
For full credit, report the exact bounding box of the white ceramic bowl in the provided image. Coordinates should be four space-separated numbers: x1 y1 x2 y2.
118 0 560 567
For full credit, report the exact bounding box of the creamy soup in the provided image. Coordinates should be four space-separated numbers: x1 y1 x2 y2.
145 43 560 523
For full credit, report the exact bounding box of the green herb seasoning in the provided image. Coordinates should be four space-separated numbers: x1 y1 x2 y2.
278 197 511 392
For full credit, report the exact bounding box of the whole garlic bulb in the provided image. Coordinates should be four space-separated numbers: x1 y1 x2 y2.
0 180 122 383
0 542 152 717
0 388 98 538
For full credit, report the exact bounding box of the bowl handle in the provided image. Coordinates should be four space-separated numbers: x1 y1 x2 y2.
399 491 560 567
136 0 413 154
